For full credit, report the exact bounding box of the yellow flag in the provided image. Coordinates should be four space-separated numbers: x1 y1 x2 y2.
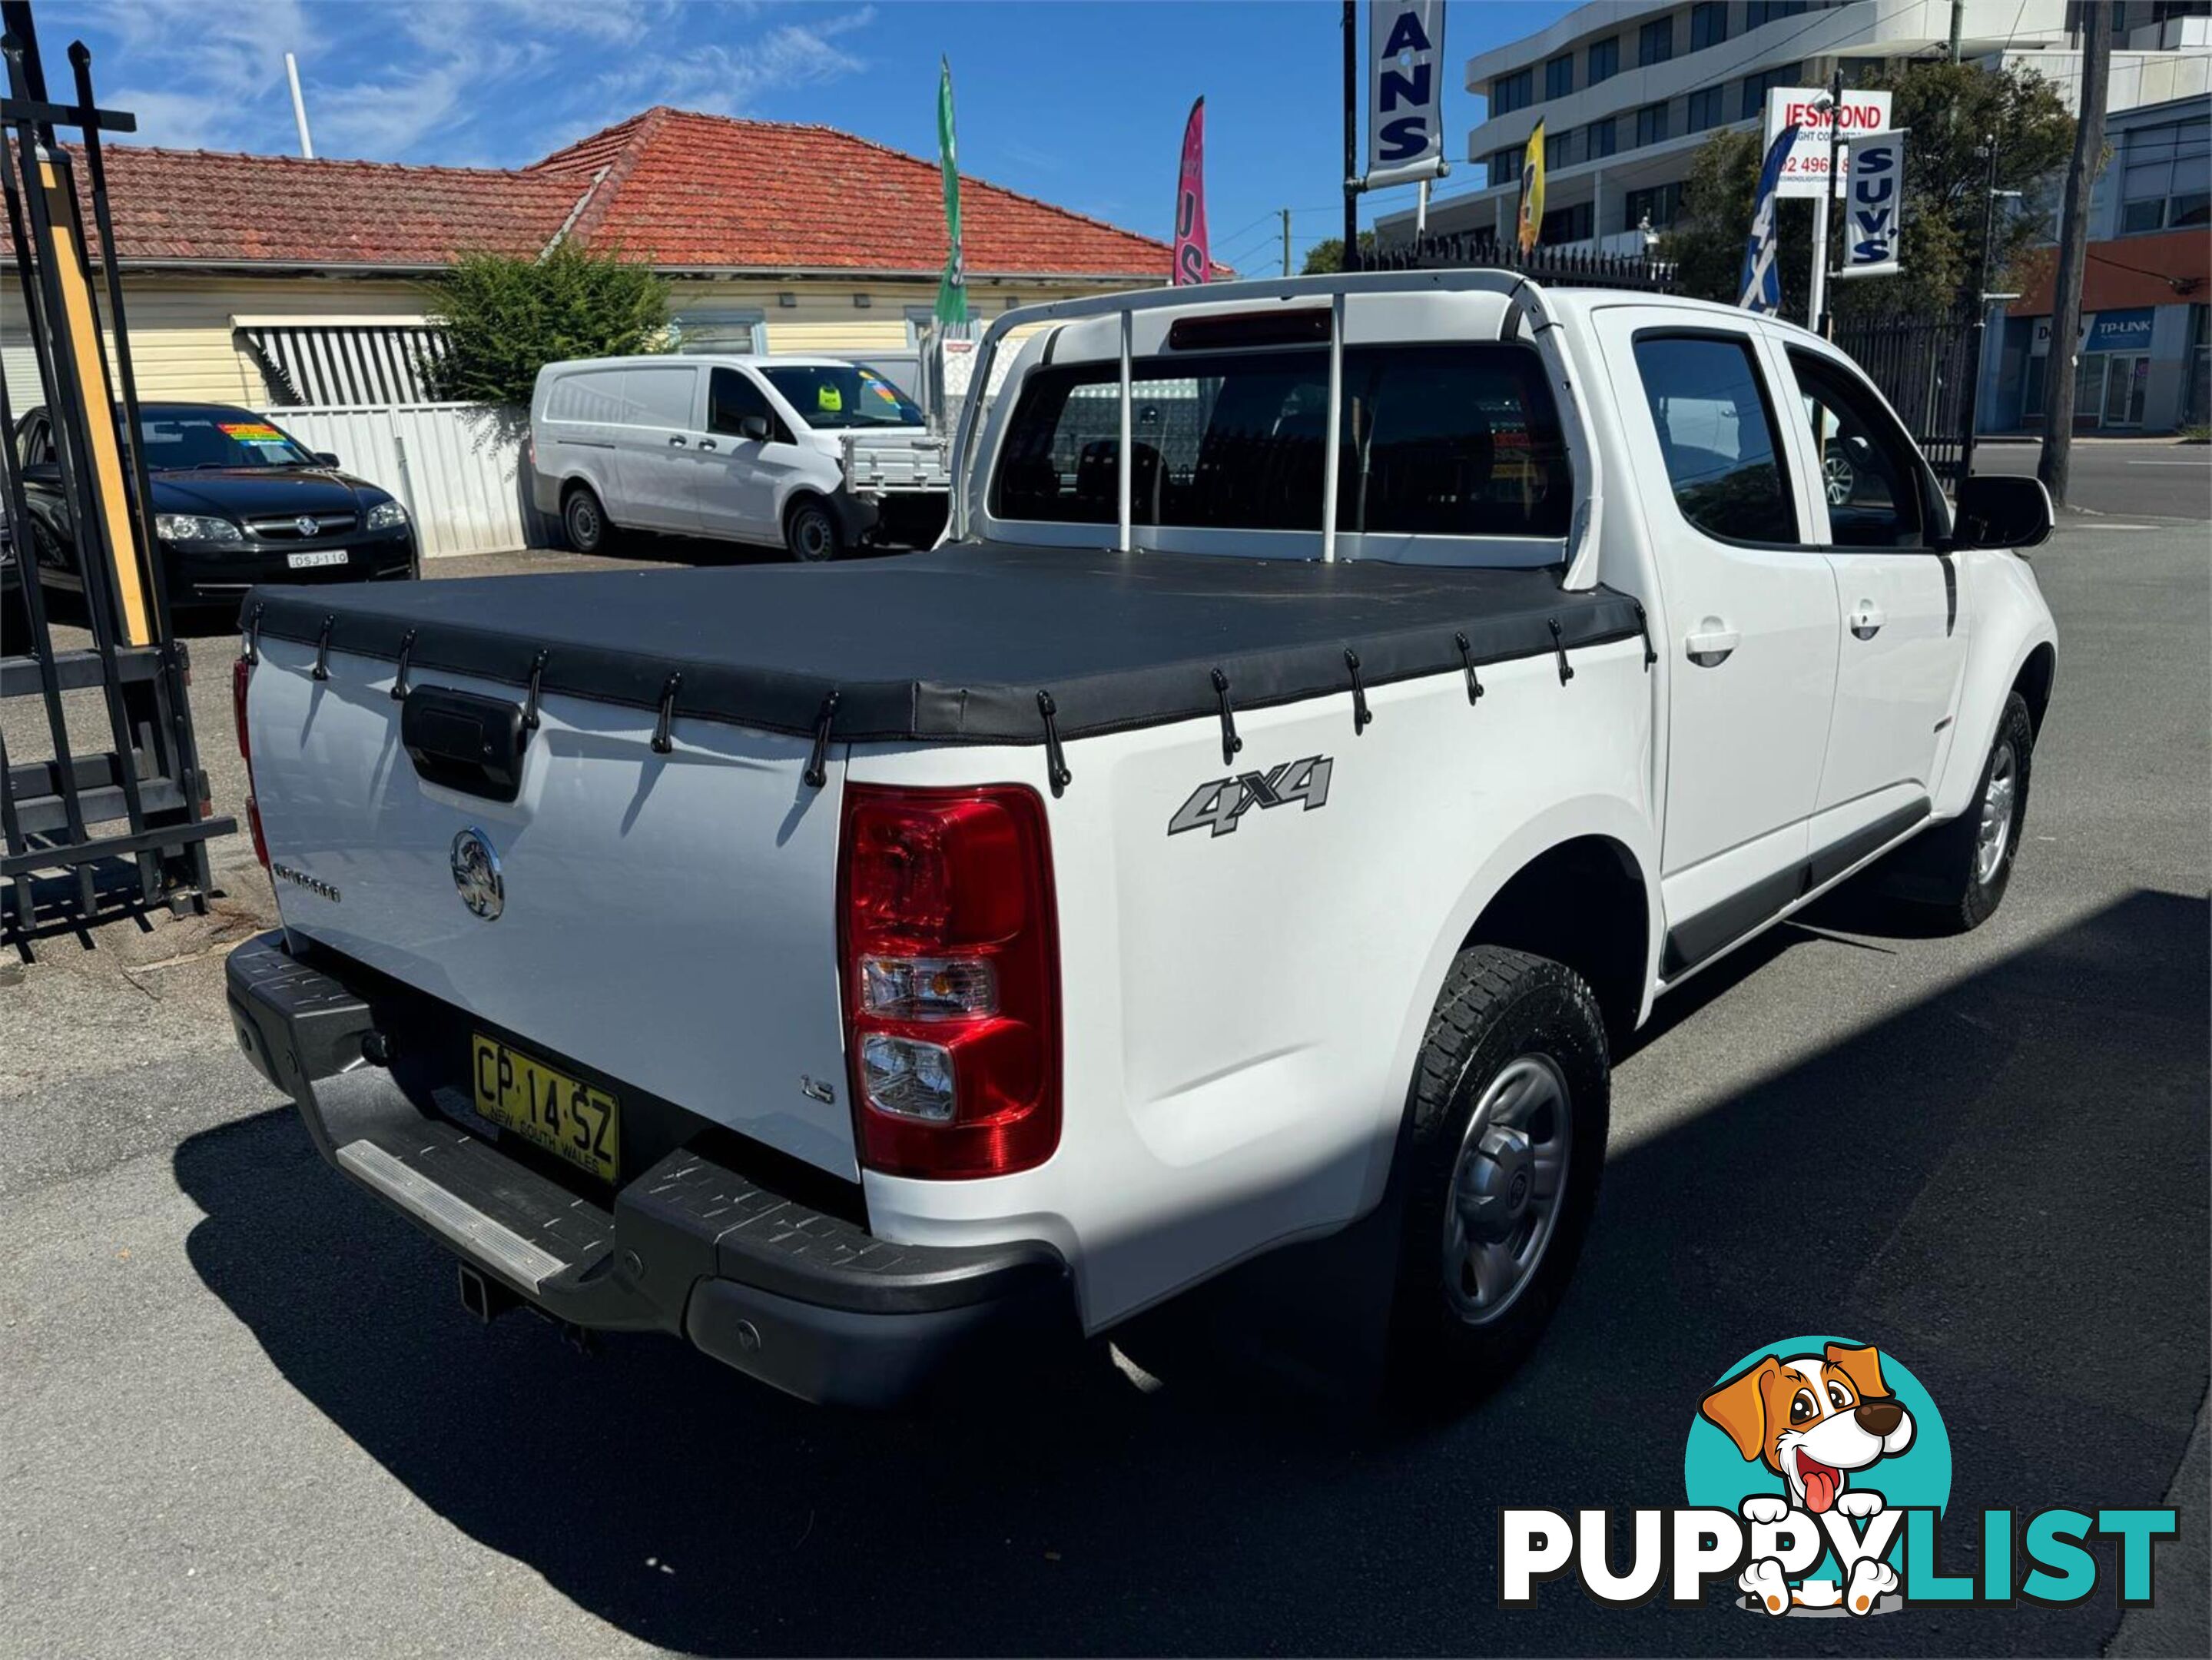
1517 120 1547 255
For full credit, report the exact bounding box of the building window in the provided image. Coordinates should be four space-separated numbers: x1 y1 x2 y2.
1625 181 1685 231
669 309 767 354
1587 35 1619 85
1741 62 1802 122
1640 16 1675 66
1686 86 1725 131
1636 101 1670 148
1746 0 1809 25
1588 116 1618 159
1490 147 1521 188
1540 202 1595 244
1690 2 1729 49
1546 53 1574 100
1492 67 1534 116
2117 116 2211 235
1546 129 1573 170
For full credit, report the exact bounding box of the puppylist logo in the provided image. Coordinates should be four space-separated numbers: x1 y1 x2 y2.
1500 1335 2177 1617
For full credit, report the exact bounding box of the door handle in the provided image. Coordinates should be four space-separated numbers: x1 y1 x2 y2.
1683 622 1740 666
1848 601 1885 641
698 438 718 451
668 434 688 447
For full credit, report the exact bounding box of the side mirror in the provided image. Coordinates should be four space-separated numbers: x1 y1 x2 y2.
1951 473 2053 552
314 450 342 468
738 414 771 442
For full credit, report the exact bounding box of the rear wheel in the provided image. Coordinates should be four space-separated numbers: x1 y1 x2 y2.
784 496 841 563
1388 945 1610 1410
562 483 612 555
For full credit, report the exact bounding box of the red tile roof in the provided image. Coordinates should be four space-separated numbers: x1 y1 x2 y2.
2 147 585 267
535 106 1193 279
5 106 1207 281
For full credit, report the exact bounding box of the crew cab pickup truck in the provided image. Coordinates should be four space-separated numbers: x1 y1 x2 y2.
226 274 2056 1409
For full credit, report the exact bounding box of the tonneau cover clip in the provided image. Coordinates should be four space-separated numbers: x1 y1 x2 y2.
1210 668 1242 767
390 629 417 702
652 672 682 755
522 649 549 736
1631 603 1657 670
804 688 841 788
311 614 334 682
1547 618 1574 686
1037 691 1072 798
1453 631 1484 706
241 602 263 666
1344 648 1371 735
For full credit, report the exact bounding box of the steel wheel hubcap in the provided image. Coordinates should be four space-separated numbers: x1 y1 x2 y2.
1443 1053 1571 1326
796 514 831 558
571 500 598 541
1976 742 2016 885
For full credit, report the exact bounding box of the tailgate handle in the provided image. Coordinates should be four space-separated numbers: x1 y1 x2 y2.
402 686 527 804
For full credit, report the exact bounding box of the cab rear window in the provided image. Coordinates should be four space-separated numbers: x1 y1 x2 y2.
990 343 1571 539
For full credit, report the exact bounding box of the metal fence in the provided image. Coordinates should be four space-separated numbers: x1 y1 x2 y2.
1832 306 1981 484
267 403 550 558
1364 233 1676 294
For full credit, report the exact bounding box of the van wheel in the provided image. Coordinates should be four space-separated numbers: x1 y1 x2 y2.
562 483 613 555
1891 692 2036 931
785 498 841 563
1388 945 1609 1412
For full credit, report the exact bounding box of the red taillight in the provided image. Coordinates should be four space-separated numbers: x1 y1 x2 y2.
838 785 1060 1179
232 653 268 868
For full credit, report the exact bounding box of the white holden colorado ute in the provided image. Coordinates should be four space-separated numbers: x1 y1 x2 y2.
225 273 2056 1409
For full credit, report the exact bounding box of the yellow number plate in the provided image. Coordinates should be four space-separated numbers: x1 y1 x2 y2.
472 1034 620 1184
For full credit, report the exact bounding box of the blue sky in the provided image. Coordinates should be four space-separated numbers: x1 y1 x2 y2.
38 0 1572 274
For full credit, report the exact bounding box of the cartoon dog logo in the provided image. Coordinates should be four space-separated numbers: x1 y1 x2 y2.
1700 1341 1915 1615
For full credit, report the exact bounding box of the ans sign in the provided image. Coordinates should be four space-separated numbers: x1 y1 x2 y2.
1367 1 1448 189
1763 88 1892 198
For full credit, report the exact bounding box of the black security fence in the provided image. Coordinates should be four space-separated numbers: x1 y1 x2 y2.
2 10 231 948
1365 232 1677 294
1832 304 1982 486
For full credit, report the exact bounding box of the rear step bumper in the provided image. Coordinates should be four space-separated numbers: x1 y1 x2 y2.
225 930 1072 1407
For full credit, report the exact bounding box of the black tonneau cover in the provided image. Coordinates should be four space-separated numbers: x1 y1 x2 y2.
245 543 1644 747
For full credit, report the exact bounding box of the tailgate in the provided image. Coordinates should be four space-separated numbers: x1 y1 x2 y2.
244 637 857 1179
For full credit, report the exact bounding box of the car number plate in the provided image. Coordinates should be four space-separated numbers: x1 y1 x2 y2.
471 1034 619 1183
287 549 347 569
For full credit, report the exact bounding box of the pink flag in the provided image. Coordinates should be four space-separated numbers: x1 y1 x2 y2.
1171 97 1208 285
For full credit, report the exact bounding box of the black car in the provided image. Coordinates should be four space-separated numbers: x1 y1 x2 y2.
12 402 419 610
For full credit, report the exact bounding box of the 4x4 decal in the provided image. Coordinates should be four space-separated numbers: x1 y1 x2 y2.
1168 755 1334 838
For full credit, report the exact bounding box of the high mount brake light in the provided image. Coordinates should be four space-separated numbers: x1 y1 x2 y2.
837 785 1061 1179
232 653 268 868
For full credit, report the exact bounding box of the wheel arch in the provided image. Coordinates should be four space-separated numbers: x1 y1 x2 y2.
1932 549 2058 822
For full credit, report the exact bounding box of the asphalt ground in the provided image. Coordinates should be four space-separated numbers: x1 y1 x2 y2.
1974 436 2210 522
2 518 2206 1657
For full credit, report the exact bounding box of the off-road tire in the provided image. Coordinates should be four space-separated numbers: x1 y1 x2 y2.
1387 945 1610 1411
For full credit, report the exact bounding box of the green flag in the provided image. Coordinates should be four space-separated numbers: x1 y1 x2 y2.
935 56 967 324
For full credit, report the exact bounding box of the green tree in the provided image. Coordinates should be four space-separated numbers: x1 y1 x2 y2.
1301 231 1378 275
1661 60 2075 320
426 243 672 407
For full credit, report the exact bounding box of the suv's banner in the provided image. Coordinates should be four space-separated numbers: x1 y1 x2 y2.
1367 0 1448 191
1837 131 1905 279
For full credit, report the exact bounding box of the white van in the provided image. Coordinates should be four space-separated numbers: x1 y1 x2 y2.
529 355 934 561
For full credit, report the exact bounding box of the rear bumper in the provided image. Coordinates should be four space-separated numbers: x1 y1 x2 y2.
224 930 1072 1406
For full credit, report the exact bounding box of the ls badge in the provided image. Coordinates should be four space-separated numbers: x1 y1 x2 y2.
1169 755 1333 838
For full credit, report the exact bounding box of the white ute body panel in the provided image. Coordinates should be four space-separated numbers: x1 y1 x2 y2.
254 276 2057 1337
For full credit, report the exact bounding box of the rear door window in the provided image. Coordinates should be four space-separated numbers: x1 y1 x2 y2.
1631 334 1796 545
621 365 699 430
991 344 1571 538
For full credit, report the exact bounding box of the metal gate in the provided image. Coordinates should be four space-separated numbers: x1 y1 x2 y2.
1832 305 1981 485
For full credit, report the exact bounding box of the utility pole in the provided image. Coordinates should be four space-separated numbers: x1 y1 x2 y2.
2039 0 2111 507
1282 208 1293 277
1809 65 1844 336
1956 134 2006 485
1341 0 1360 274
1948 0 1965 64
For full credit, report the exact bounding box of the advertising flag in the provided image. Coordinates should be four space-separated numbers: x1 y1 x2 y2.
1367 0 1448 190
1517 120 1546 255
1171 97 1209 286
1837 131 1905 278
1739 121 1799 311
934 57 967 324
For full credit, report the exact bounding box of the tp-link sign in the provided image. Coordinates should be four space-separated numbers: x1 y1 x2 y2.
1838 131 1905 278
